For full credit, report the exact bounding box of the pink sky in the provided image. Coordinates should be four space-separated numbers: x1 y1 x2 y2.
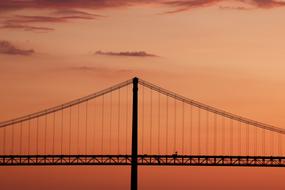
1 0 285 189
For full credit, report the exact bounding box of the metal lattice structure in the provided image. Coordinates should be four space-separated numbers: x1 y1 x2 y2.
1 155 285 167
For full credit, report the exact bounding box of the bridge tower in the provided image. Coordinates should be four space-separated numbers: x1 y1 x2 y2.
131 77 139 190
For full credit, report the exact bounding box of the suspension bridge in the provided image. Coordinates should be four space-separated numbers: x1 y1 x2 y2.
1 77 285 190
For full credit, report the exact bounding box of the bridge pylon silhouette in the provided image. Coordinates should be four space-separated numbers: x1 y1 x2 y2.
131 77 138 190
1 77 285 190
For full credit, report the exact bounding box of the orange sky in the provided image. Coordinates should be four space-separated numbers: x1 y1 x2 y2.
1 0 285 189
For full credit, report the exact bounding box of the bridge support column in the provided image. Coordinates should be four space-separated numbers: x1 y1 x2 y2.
131 77 139 190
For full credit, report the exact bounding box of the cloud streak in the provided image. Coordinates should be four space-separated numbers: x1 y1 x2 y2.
0 0 285 31
0 8 101 32
7 15 95 24
0 0 133 11
0 0 285 12
53 9 103 17
250 0 285 8
95 50 158 57
0 23 54 32
164 0 223 13
0 40 34 56
164 0 285 13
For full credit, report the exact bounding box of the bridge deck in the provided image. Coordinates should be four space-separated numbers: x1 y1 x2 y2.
1 155 285 167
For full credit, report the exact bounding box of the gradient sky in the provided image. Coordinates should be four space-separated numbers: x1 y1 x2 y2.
1 0 285 189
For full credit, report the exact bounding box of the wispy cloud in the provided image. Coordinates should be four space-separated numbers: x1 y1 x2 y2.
0 8 101 32
219 6 253 11
0 0 284 13
0 1 134 12
0 23 54 32
0 40 34 56
164 0 222 13
164 0 285 13
0 0 285 31
6 15 95 24
53 9 103 17
95 50 158 57
249 0 285 8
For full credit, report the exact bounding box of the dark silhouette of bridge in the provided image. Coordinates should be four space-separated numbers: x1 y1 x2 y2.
1 77 285 190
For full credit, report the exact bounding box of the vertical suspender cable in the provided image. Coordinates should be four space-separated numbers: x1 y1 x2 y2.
206 111 209 155
85 101 88 154
3 127 6 155
182 101 184 154
166 96 169 154
142 85 144 154
222 117 225 155
93 100 97 154
52 113 55 155
158 92 161 154
77 104 80 154
254 125 257 156
245 124 249 156
150 89 153 154
189 105 192 155
69 107 72 155
36 117 39 155
174 98 177 153
126 85 129 153
20 122 23 155
109 93 112 153
118 89 121 154
278 133 282 156
101 96 105 154
238 121 241 156
262 129 265 155
270 132 274 156
61 109 64 155
11 124 14 155
214 114 217 155
44 114 47 155
28 119 31 155
138 86 142 154
198 108 201 155
117 89 121 154
230 119 233 155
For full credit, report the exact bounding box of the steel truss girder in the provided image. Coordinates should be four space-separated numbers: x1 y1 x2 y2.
0 155 285 167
